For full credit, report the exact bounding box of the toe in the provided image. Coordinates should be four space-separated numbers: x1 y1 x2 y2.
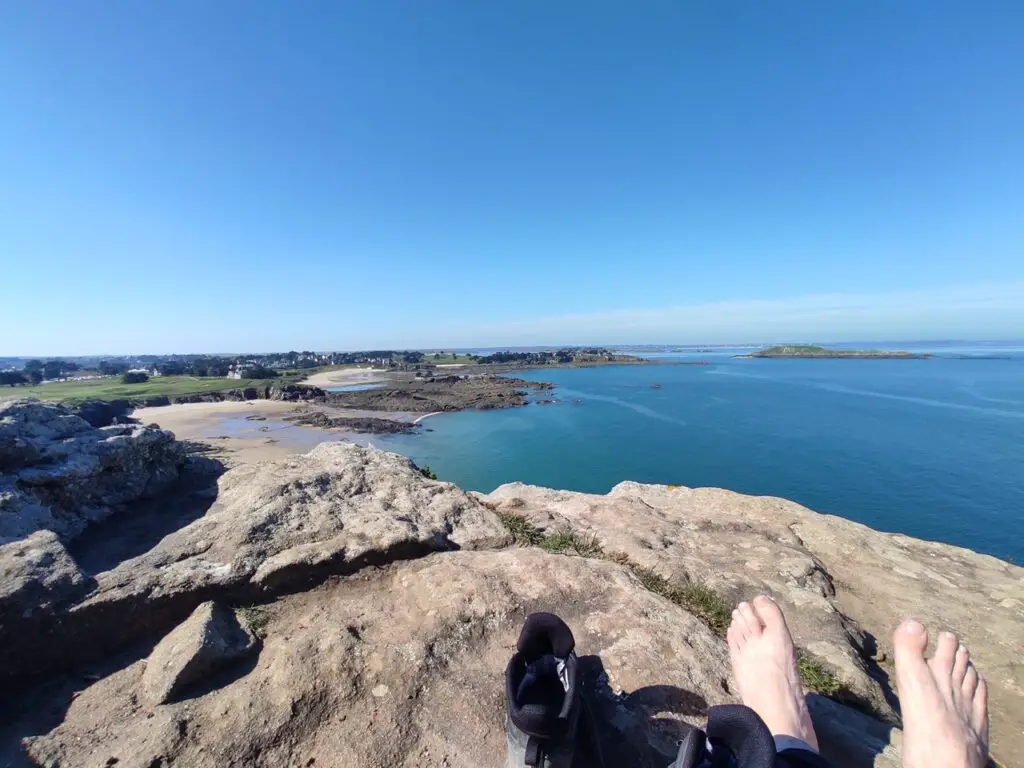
727 624 742 654
972 677 989 743
929 632 959 690
731 610 749 642
893 620 933 696
961 664 979 702
952 645 970 686
752 595 788 636
738 601 762 637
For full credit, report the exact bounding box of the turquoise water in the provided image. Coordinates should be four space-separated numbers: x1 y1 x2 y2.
379 344 1024 563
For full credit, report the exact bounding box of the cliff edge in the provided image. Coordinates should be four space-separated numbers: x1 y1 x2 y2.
1 402 1020 767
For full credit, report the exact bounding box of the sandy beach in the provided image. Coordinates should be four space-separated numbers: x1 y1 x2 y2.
298 366 389 389
134 400 421 466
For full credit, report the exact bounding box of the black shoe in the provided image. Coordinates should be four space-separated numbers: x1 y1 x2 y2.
505 612 582 767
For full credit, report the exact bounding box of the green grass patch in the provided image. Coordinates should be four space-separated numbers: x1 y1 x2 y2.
675 580 732 636
539 529 604 557
498 512 545 546
623 564 730 636
797 654 843 697
0 372 317 406
234 604 271 639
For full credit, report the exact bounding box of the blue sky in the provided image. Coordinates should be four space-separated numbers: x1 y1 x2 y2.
2 2 1022 354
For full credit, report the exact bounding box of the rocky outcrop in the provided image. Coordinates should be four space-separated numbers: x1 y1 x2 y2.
23 549 896 768
481 482 1024 761
0 400 186 543
284 410 417 433
168 384 327 405
3 440 1022 767
0 442 509 682
71 400 136 428
329 375 551 412
0 530 92 623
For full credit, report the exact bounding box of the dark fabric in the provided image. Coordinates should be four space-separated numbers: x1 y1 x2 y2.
668 704 834 768
705 704 776 768
525 736 542 766
670 725 707 768
776 748 832 768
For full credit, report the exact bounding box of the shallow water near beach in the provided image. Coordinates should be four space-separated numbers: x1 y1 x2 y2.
380 343 1024 563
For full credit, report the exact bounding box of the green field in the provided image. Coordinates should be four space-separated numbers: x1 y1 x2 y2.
0 374 308 405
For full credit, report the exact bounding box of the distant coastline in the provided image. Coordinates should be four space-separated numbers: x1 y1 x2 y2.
737 344 931 359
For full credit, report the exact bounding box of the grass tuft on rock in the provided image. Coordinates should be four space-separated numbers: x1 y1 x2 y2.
234 604 271 639
797 654 842 697
540 529 604 558
675 579 732 636
493 512 731 637
624 564 731 636
498 512 545 546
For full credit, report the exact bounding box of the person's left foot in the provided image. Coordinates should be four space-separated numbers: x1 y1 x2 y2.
726 596 819 751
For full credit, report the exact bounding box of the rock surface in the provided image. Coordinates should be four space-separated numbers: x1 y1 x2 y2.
0 400 186 543
0 530 91 621
3 439 1021 767
22 549 898 768
329 375 552 412
0 442 509 681
140 601 257 706
481 481 1024 761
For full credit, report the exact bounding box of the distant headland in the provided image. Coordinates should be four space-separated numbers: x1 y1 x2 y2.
736 345 931 359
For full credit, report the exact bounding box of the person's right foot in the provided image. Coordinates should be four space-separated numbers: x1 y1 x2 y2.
893 620 989 768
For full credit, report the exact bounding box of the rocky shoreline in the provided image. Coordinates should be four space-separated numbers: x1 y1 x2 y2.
1 400 1021 767
325 374 554 413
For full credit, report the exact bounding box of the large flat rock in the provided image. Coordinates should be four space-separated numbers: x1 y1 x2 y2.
2 443 509 680
481 481 1023 762
25 549 898 768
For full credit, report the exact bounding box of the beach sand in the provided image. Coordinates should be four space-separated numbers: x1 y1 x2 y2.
134 400 421 467
298 367 389 389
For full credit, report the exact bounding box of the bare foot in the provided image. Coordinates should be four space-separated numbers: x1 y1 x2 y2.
727 595 819 751
893 620 989 768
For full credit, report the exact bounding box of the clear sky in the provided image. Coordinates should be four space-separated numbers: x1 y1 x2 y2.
2 2 1022 355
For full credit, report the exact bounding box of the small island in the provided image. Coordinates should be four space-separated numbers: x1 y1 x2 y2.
738 345 931 359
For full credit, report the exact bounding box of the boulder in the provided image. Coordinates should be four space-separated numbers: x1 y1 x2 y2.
0 400 186 543
72 399 134 428
0 530 91 620
24 549 900 768
141 601 257 706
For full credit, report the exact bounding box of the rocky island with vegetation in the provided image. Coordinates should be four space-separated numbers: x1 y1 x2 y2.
0 399 1021 767
740 345 931 359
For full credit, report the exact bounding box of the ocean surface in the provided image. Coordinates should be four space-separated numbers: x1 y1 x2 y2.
379 343 1024 564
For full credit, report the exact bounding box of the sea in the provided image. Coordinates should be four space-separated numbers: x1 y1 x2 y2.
378 342 1024 564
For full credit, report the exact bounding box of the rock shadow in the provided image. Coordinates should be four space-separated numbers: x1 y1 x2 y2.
173 646 263 704
858 630 902 716
0 637 158 768
578 655 708 768
69 456 225 575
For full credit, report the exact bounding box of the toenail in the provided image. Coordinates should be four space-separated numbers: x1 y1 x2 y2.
896 619 925 635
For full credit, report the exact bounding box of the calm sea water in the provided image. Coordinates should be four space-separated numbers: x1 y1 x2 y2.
379 344 1024 563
